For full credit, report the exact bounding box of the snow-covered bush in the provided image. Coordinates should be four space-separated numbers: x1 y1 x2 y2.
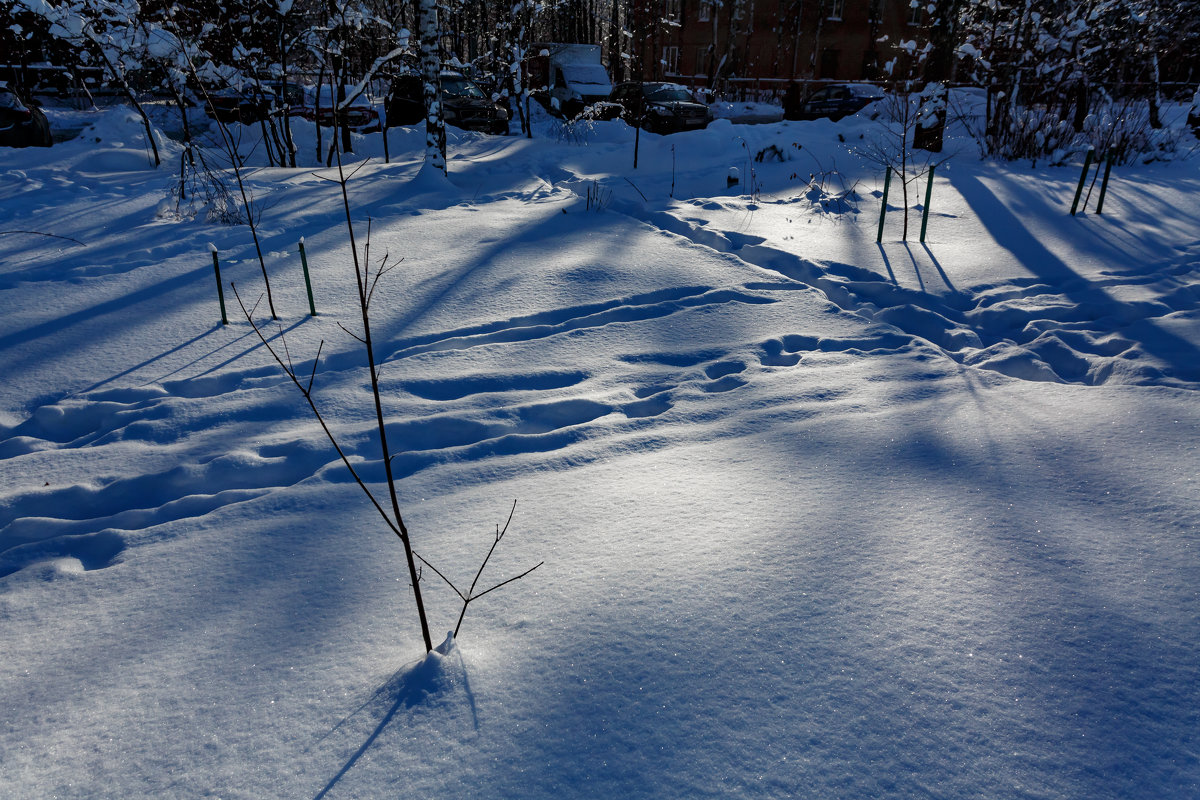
1082 96 1195 164
987 101 1077 165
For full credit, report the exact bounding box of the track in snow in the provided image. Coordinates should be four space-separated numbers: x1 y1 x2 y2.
628 203 1200 391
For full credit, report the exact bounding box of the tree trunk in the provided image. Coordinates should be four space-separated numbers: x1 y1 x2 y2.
1148 53 1162 129
922 0 961 83
418 0 447 172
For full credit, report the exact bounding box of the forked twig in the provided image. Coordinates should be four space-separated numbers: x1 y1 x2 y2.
452 500 543 638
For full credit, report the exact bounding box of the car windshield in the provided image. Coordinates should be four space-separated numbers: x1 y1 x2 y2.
0 90 25 111
442 76 486 99
644 86 693 103
314 86 369 108
846 84 884 98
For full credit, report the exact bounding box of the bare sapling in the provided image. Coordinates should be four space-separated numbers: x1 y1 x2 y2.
230 146 540 653
859 86 951 241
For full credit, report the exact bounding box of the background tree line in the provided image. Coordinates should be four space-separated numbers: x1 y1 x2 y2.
3 0 1197 164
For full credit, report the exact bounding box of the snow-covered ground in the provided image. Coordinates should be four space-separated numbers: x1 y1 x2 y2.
2 101 1198 799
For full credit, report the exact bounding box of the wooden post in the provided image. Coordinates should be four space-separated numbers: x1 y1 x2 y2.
919 164 936 243
1095 152 1114 215
876 167 892 243
298 238 317 316
211 245 228 326
1070 147 1094 216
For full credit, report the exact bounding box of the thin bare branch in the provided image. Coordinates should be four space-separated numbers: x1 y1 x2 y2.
336 321 366 343
366 251 403 309
465 503 513 601
248 291 264 319
279 320 295 377
622 177 648 201
0 230 85 246
413 551 466 600
307 340 325 395
497 499 517 541
469 561 544 604
362 219 373 290
346 158 372 180
231 284 404 543
329 101 434 653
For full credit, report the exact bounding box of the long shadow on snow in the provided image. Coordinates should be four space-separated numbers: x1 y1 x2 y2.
954 172 1200 382
363 199 643 350
0 263 212 358
471 377 1200 798
1 318 308 452
896 376 1200 796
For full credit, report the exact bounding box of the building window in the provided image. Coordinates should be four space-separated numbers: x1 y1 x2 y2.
826 0 844 19
663 45 680 74
819 48 839 78
664 0 682 24
698 0 710 21
861 49 879 78
695 46 710 76
907 0 923 25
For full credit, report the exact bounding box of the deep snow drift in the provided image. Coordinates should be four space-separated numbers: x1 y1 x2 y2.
1 101 1198 799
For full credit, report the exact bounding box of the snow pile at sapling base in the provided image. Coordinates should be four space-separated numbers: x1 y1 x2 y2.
1 98 1198 800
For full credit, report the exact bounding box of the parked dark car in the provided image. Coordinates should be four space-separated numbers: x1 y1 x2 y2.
386 71 509 135
204 85 274 124
309 85 381 133
608 82 712 134
0 85 52 147
203 82 308 125
784 82 884 121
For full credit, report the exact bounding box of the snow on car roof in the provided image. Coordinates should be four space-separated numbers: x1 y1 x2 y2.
845 83 885 97
560 63 611 87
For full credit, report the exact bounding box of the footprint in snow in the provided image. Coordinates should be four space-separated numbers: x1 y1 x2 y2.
704 359 746 379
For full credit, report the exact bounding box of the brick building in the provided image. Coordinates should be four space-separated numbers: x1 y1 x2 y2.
634 0 925 96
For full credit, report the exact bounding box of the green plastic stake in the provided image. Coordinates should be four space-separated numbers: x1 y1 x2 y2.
1070 147 1094 216
1095 152 1114 215
876 167 892 243
919 164 936 243
298 238 317 316
211 244 228 326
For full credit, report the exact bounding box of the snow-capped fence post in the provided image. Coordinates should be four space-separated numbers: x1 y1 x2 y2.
298 238 318 316
919 164 935 243
1095 152 1114 215
876 167 892 243
210 244 228 326
1070 147 1094 216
